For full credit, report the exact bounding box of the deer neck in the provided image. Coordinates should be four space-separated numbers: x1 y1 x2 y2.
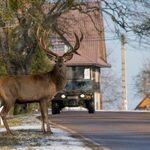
50 64 67 91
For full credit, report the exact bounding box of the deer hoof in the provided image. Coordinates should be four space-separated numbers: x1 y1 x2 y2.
6 131 14 136
43 130 53 134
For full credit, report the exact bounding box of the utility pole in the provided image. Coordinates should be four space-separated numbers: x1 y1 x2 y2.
121 34 128 110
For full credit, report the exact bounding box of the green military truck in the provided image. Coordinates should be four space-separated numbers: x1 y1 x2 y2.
51 66 101 114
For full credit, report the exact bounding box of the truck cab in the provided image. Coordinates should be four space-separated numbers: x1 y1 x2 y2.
51 66 101 114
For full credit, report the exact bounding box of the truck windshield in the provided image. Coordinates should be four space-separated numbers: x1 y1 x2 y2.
65 80 92 91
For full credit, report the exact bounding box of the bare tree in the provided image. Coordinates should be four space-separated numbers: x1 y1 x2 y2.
101 68 122 110
0 0 101 74
134 61 150 98
0 0 149 75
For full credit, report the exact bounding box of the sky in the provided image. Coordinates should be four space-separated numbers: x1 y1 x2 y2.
100 0 150 110
126 43 150 109
104 30 150 110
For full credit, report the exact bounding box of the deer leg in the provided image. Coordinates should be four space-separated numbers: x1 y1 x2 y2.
39 100 52 134
39 101 46 132
0 106 4 126
1 103 13 135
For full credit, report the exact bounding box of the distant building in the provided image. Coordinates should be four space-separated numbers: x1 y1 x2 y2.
135 95 150 110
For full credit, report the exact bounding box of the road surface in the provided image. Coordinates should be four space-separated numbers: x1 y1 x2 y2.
51 111 150 150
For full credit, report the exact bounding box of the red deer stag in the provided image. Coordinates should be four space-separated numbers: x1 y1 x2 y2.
0 27 83 134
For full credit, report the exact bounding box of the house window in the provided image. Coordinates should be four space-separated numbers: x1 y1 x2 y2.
67 66 91 80
51 36 68 52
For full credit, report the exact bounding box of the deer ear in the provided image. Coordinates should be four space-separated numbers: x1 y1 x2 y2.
64 54 73 62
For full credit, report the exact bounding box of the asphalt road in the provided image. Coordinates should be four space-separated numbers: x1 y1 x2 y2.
50 111 150 150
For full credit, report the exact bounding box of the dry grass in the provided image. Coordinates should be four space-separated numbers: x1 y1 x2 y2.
0 115 44 148
0 117 22 128
0 129 52 149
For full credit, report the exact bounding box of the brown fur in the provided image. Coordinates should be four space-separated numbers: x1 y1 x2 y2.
0 60 66 134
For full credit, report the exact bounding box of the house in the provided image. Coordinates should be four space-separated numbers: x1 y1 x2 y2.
135 95 150 110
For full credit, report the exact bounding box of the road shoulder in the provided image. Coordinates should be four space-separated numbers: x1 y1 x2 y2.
51 120 111 150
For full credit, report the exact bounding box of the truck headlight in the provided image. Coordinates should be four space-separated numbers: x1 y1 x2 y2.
61 94 66 99
80 94 85 98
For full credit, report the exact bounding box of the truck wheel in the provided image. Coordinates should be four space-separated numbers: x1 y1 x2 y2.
52 102 60 115
88 101 95 114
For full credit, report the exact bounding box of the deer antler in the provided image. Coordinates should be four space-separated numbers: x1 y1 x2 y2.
62 32 83 57
36 27 58 58
37 26 83 61
52 25 83 57
63 32 83 57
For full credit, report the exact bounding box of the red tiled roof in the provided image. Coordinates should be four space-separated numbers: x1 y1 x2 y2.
43 2 111 68
61 2 110 68
66 40 111 67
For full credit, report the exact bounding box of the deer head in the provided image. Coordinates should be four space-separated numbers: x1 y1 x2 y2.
36 27 83 68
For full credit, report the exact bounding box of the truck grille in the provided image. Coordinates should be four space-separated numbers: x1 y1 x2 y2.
67 96 78 99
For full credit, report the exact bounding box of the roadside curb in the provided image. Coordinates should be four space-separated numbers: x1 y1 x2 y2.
51 121 111 150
